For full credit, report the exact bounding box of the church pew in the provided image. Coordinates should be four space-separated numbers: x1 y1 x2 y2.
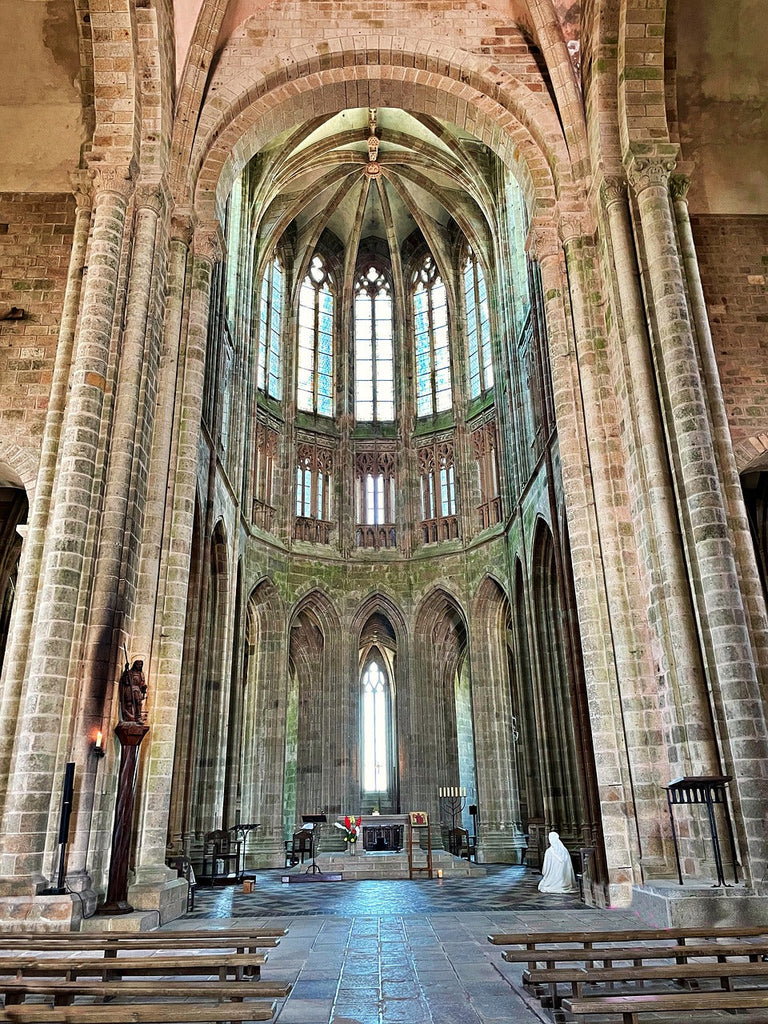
500 939 768 973
561 989 768 1022
487 925 768 947
0 937 280 958
0 953 267 983
0 1003 276 1023
0 979 290 1005
522 959 768 1003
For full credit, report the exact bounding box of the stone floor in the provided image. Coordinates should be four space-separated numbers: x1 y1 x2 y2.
164 865 645 1023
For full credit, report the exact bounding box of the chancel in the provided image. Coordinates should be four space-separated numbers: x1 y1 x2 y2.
0 0 766 938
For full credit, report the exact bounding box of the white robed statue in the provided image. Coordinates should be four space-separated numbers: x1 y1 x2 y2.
537 831 577 893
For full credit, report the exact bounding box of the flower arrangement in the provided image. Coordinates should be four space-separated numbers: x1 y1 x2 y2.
335 815 360 844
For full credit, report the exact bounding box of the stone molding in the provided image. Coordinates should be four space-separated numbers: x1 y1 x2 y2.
625 154 677 196
89 161 136 200
170 207 195 247
670 174 692 204
135 178 172 217
70 170 93 211
193 220 224 263
600 176 628 209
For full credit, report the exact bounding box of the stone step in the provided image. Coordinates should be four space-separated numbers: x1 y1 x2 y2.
283 851 486 881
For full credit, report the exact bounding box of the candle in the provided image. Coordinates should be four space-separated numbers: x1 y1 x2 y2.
95 730 103 750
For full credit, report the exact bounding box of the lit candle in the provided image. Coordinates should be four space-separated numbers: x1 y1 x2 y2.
95 730 103 750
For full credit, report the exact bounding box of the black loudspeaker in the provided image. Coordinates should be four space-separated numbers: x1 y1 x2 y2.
57 762 75 844
468 804 477 816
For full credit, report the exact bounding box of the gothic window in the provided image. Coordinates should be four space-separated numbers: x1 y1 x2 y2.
225 174 243 325
297 256 334 417
418 440 459 543
361 654 391 794
413 256 451 417
257 255 284 400
354 266 395 422
355 445 397 549
472 420 502 528
252 420 279 531
463 247 494 398
294 442 333 544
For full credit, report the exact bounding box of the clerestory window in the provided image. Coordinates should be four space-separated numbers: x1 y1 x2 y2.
413 256 451 417
354 266 395 422
297 255 334 417
463 247 493 399
257 255 284 400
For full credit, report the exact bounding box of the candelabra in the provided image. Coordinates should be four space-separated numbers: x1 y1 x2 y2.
438 786 467 830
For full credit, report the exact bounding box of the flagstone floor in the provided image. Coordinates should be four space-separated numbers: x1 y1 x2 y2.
166 865 646 1023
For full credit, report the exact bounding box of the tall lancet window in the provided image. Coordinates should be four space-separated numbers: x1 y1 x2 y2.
354 266 395 422
257 255 284 400
297 255 334 417
413 256 451 417
362 655 391 794
463 247 494 398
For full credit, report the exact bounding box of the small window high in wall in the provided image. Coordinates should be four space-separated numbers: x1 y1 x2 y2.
463 247 493 399
257 255 284 400
413 256 451 417
297 255 334 417
354 265 395 422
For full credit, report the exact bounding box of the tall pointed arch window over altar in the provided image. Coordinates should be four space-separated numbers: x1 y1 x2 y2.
361 654 392 794
413 256 451 417
297 255 334 417
354 266 395 422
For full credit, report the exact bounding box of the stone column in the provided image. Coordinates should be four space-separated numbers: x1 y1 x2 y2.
0 174 92 815
627 151 768 883
128 221 222 918
0 165 133 894
526 218 641 903
671 176 768 683
601 176 719 780
66 181 169 901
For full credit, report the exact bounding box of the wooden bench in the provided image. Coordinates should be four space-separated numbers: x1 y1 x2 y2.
0 954 267 983
0 979 290 1005
0 937 280 958
523 959 768 1002
488 925 768 948
500 939 768 971
562 989 768 1022
0 1003 276 1023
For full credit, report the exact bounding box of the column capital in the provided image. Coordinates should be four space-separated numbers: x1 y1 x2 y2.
600 175 628 209
88 160 136 200
170 207 195 247
625 151 678 196
670 174 692 204
135 177 171 217
558 205 594 246
193 220 225 263
70 170 93 211
525 218 560 263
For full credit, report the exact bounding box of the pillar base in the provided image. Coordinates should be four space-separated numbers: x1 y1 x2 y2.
0 892 83 932
82 909 160 933
125 875 188 925
632 880 768 928
476 830 527 865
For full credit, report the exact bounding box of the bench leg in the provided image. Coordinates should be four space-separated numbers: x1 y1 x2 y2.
622 1014 638 1024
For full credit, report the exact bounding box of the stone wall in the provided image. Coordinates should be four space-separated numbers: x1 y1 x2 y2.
0 193 75 467
692 214 768 451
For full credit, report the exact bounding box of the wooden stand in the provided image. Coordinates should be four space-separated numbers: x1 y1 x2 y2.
407 812 433 879
100 721 149 914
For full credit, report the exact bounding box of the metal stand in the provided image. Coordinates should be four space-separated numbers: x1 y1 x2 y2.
301 813 327 874
665 776 739 887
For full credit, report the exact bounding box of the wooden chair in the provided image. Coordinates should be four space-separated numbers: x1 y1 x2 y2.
202 830 239 884
448 827 475 860
284 828 314 867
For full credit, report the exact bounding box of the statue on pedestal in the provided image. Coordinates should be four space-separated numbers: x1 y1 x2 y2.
119 658 147 724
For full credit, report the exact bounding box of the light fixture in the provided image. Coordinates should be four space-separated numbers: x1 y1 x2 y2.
93 730 105 758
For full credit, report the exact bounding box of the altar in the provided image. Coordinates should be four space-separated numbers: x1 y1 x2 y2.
355 814 409 852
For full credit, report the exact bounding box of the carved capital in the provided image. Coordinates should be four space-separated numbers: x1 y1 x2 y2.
135 177 171 217
625 154 677 196
70 170 93 211
600 176 628 209
170 207 195 247
525 218 560 263
669 174 692 204
89 160 136 200
193 220 225 263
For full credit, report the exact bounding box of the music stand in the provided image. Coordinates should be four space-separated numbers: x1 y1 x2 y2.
301 814 327 874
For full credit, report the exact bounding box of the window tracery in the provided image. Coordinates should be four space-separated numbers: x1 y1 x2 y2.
257 255 284 400
472 419 502 528
252 419 279 532
361 654 391 794
463 247 494 399
413 256 451 417
418 439 459 543
297 255 334 417
294 440 334 544
355 443 397 549
354 265 395 422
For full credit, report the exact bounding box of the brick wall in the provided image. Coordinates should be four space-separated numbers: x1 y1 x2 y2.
0 193 75 464
692 214 768 450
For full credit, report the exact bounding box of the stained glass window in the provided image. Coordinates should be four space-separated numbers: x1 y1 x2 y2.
354 266 395 422
413 256 451 417
257 256 284 400
362 657 390 793
297 255 334 417
464 248 493 399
